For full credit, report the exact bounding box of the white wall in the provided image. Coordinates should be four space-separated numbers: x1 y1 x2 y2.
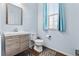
0 3 38 33
38 3 79 55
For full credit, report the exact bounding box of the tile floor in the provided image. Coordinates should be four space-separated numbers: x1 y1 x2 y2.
15 46 66 56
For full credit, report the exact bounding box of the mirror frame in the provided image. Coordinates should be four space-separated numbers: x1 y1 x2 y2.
6 3 23 25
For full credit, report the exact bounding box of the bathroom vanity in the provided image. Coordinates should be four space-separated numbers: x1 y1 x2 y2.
4 32 30 56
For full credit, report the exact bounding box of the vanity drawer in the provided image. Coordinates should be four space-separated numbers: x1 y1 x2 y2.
20 39 29 44
6 38 19 43
20 42 29 52
6 48 20 56
6 38 19 46
5 34 30 56
6 43 19 50
5 35 19 39
6 42 19 47
6 43 20 56
20 35 29 42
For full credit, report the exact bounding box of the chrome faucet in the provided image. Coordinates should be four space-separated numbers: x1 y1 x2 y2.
13 28 18 32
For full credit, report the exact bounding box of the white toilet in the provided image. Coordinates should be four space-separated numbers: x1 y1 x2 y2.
34 39 43 52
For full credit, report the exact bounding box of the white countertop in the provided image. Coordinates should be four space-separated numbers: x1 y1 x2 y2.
4 32 36 36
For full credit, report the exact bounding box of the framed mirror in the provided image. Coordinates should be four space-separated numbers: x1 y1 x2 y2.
6 3 22 25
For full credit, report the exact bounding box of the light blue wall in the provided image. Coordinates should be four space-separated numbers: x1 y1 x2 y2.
0 3 37 33
38 3 79 55
22 3 38 33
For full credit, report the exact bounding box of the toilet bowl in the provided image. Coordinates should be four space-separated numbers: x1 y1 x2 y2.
34 39 43 52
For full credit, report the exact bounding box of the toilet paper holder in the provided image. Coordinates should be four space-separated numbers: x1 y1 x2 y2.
46 35 52 40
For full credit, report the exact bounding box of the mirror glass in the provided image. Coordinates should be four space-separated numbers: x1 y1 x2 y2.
6 3 22 25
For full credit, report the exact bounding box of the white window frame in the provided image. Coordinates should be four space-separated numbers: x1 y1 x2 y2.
48 13 59 30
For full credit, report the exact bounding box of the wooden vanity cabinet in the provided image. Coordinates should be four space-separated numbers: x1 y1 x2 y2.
19 35 29 52
5 34 29 56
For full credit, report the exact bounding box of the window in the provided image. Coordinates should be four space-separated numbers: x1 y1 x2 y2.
48 3 59 30
43 3 65 31
48 13 59 30
43 3 59 31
